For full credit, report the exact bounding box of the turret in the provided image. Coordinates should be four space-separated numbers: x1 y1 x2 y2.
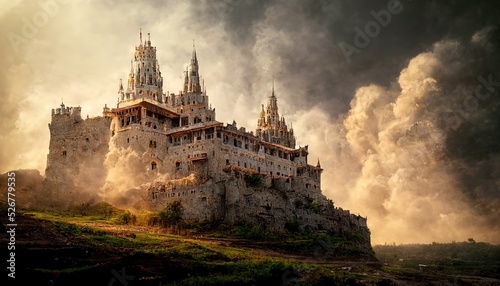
119 30 164 106
118 79 124 100
183 41 202 94
255 79 296 148
162 42 215 126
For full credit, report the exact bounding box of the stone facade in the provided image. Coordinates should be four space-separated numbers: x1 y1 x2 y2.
46 104 111 191
45 32 370 243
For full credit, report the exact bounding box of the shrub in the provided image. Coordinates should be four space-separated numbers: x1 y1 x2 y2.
117 210 136 225
244 173 262 187
284 219 301 233
305 201 322 214
233 223 265 240
158 201 184 228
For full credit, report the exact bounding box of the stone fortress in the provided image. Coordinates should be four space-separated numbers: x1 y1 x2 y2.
45 31 370 242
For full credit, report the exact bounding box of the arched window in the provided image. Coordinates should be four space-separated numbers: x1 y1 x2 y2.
151 162 157 170
175 161 181 170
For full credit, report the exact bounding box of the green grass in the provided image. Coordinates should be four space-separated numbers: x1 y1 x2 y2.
53 221 106 236
25 208 499 285
22 209 395 285
374 242 500 279
25 209 372 260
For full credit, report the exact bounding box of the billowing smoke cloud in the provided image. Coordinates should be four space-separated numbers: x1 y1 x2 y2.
100 137 163 210
339 40 500 244
2 1 499 244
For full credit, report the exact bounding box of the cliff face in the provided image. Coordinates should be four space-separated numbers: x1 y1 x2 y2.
148 171 372 254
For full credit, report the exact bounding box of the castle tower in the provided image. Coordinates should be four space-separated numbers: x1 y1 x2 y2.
183 41 202 94
256 80 296 148
162 42 215 126
267 80 280 129
120 30 164 105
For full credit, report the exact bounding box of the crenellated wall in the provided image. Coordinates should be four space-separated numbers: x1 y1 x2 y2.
46 105 112 190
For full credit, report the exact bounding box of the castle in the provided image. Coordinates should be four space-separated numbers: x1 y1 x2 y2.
45 32 370 241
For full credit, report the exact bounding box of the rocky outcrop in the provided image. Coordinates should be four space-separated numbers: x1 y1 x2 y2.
148 171 371 253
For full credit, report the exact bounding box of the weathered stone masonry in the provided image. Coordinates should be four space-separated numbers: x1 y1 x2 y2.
45 31 370 244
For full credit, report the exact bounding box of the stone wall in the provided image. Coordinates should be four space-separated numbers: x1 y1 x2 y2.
148 173 370 247
110 121 319 184
46 108 112 192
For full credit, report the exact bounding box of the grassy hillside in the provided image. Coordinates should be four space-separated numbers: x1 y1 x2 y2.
1 203 499 285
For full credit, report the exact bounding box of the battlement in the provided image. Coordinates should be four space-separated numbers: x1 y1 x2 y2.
52 104 81 117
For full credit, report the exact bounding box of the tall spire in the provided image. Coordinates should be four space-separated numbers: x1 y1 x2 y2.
118 31 163 105
190 40 198 68
118 78 124 93
183 41 202 94
192 39 197 62
269 77 278 110
272 75 275 97
118 79 125 101
256 78 296 148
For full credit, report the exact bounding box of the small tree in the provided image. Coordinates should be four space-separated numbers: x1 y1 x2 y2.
158 201 184 233
467 237 476 244
117 210 136 225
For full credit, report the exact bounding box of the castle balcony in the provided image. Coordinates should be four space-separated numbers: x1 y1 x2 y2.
188 152 207 161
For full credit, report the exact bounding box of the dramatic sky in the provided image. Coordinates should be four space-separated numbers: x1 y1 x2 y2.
1 0 499 244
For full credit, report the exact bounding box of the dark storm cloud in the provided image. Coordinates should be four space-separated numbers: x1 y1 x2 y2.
199 0 500 116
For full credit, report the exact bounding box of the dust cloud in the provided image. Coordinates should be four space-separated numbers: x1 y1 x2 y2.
309 41 500 244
